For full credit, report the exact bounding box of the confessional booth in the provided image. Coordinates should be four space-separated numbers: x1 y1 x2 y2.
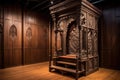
49 0 101 80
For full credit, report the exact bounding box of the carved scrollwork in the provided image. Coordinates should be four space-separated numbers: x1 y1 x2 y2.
9 24 17 41
57 15 75 32
26 27 32 40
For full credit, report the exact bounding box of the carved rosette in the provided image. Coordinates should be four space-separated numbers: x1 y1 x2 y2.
26 27 32 40
9 24 17 41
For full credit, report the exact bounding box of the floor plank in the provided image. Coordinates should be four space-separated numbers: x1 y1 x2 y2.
0 62 120 80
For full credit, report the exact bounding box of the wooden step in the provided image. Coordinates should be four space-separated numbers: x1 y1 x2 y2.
51 65 84 73
57 61 76 66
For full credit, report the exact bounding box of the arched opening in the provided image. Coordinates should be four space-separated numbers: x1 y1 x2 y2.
66 21 79 55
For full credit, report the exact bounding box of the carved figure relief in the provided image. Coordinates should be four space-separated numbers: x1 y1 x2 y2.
26 27 32 40
67 22 79 54
88 14 93 28
88 30 93 57
9 24 17 41
80 13 86 26
93 31 97 51
57 32 63 50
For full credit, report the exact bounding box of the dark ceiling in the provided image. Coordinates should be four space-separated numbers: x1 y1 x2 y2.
0 0 105 13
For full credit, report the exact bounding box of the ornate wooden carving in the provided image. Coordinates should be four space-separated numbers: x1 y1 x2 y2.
80 13 86 26
26 27 32 40
88 29 93 57
67 21 79 54
9 24 17 41
49 0 101 79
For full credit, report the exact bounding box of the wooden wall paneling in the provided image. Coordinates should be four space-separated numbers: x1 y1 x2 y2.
24 12 31 64
0 4 49 68
111 9 120 69
100 4 120 69
0 32 2 68
0 6 3 68
31 24 37 63
0 27 3 68
23 11 49 65
4 5 22 68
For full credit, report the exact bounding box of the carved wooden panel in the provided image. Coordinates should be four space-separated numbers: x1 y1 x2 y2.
87 29 93 57
0 4 49 68
56 17 75 55
9 24 17 41
88 59 94 71
26 27 32 40
24 12 49 64
67 22 79 54
80 1 100 74
3 5 22 68
82 28 87 50
80 11 87 27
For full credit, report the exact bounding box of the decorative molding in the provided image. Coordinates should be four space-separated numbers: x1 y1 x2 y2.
26 27 32 40
9 24 17 41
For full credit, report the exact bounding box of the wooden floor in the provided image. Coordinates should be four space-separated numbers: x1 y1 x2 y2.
0 62 120 80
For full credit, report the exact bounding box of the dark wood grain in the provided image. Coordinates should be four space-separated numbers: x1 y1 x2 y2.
100 3 120 70
2 4 49 68
23 11 49 65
